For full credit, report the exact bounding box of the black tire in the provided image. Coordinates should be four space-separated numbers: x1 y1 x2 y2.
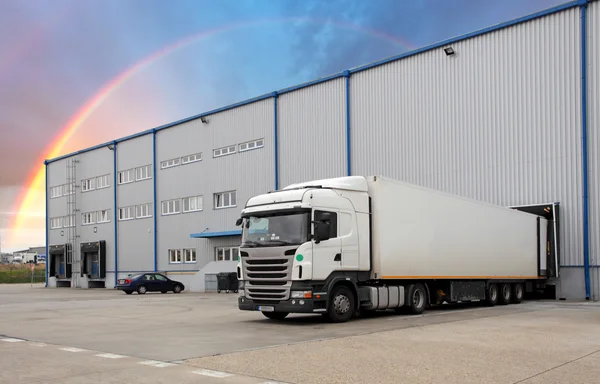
137 285 147 295
161 290 167 294
485 283 498 306
262 311 289 320
498 283 512 305
124 290 133 295
173 284 183 294
511 283 524 304
325 285 356 323
407 283 427 314
217 290 221 293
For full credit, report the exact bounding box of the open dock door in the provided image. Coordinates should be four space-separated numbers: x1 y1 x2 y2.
80 241 106 286
48 243 72 287
509 203 560 278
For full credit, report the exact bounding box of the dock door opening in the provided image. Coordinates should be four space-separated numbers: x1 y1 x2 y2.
80 241 106 288
48 243 72 287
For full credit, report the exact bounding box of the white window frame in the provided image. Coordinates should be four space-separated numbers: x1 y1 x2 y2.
118 206 135 221
82 212 96 226
50 186 63 199
50 217 62 229
135 164 152 181
161 199 181 216
160 158 180 169
81 178 95 192
96 174 110 189
215 246 240 262
97 209 111 223
184 248 197 263
183 195 203 213
118 169 134 184
136 203 153 219
239 138 264 152
181 153 202 164
214 190 236 209
63 214 75 228
169 249 182 264
213 145 236 158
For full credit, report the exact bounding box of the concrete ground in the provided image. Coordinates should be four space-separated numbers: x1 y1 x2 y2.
1 284 599 384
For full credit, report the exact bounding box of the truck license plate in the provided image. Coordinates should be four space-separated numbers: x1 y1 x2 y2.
257 305 274 312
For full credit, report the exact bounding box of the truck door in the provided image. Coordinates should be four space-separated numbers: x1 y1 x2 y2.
339 209 359 271
312 209 342 280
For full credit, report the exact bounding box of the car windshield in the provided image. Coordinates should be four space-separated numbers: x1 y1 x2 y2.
241 212 310 247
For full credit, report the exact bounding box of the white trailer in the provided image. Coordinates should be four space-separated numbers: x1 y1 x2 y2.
236 176 559 323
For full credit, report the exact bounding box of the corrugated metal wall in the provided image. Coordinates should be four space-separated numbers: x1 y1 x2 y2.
350 8 584 267
587 0 600 300
278 78 347 188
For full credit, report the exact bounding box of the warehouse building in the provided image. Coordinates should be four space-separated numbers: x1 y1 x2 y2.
45 0 599 300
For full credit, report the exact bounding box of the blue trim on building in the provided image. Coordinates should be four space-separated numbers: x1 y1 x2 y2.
273 92 279 190
579 0 590 300
112 141 118 287
152 130 158 272
44 160 49 287
343 70 351 176
44 1 578 165
190 230 242 238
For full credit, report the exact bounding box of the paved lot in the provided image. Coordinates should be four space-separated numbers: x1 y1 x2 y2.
1 284 599 384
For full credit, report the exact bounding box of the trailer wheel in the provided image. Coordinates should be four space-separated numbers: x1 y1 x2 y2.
407 284 427 314
498 283 512 305
325 285 356 323
511 283 524 304
485 283 498 306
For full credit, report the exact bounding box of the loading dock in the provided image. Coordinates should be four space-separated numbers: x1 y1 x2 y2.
80 241 106 288
48 243 72 287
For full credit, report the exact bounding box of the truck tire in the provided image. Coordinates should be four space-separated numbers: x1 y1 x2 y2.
262 311 289 320
511 283 524 304
498 283 512 305
485 283 498 306
407 283 427 314
325 285 356 323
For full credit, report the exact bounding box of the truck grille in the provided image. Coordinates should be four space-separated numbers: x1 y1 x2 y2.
242 256 292 301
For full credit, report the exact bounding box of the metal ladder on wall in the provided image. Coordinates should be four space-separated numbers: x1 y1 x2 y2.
65 157 79 287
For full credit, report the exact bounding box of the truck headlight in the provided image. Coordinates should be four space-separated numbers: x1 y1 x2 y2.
291 290 312 299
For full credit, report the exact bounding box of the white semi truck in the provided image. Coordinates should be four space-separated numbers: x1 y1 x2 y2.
236 176 559 323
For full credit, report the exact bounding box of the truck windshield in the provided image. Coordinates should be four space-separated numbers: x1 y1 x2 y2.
241 212 310 247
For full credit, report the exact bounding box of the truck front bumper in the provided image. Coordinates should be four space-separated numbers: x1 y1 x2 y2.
238 296 324 313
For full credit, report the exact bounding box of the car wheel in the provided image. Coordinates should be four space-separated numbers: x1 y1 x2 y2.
173 284 182 293
137 285 147 295
161 290 167 294
124 290 133 295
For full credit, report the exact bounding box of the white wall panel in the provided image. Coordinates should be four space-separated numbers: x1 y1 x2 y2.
351 8 583 267
278 78 347 188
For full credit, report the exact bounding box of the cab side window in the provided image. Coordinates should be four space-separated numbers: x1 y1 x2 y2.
315 210 338 239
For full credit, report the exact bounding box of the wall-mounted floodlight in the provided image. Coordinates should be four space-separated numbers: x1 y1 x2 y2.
200 116 208 124
93 227 97 233
444 47 455 56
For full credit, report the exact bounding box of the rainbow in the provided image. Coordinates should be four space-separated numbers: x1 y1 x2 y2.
9 17 416 248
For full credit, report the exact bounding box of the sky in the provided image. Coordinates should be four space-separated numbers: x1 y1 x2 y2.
0 0 566 252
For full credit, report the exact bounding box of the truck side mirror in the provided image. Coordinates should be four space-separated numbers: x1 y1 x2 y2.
314 222 330 244
235 218 243 226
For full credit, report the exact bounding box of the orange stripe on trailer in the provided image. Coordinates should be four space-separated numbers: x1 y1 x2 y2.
381 276 543 280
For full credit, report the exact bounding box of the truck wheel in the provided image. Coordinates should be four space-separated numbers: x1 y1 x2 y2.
498 283 512 305
511 283 524 304
262 311 289 320
326 285 356 323
485 283 498 306
407 284 427 314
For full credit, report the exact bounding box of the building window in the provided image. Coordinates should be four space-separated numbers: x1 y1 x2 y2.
97 209 111 223
239 138 264 152
50 217 62 229
82 212 96 225
96 174 110 189
161 199 181 215
181 153 202 164
63 214 75 228
184 248 197 263
169 249 182 264
136 165 152 181
118 169 134 184
214 191 236 209
161 158 180 169
183 195 203 213
213 145 236 158
215 246 239 261
136 203 153 219
81 178 95 192
118 206 134 221
50 186 63 199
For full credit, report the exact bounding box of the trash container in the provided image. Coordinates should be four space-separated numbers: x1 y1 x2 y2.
217 272 239 293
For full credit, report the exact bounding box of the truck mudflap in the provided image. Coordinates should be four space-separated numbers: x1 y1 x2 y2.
238 297 325 313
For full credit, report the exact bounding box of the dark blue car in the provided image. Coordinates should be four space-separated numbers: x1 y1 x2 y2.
116 272 185 295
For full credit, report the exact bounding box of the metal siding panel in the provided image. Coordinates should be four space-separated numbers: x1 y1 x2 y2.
351 9 583 267
278 78 346 188
588 0 600 300
116 135 154 271
197 236 242 266
156 99 273 271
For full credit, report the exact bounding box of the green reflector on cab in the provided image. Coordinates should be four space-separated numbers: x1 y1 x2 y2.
296 254 304 262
